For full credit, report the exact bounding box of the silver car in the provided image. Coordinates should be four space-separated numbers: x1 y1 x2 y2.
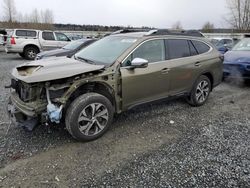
5 29 71 60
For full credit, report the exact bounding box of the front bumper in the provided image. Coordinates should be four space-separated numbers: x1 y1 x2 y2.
7 95 40 131
10 92 47 117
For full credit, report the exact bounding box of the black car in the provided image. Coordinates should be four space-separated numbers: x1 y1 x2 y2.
36 39 96 60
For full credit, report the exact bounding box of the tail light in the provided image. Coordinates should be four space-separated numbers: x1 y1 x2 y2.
10 37 16 45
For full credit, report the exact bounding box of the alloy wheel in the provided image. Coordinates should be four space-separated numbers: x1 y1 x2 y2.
195 80 210 103
28 50 36 59
78 103 109 136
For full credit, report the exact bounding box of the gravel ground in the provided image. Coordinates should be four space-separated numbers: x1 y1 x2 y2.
0 52 249 187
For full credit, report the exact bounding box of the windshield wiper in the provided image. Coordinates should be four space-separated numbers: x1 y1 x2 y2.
74 55 96 64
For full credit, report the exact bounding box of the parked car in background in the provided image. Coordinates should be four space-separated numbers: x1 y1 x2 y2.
0 34 4 45
66 34 84 41
0 29 7 45
36 39 96 60
223 38 250 81
210 37 239 54
7 29 223 141
5 29 71 60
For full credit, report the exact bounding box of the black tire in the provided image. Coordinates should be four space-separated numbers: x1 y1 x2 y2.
65 93 114 142
24 46 38 60
19 53 25 58
186 75 211 107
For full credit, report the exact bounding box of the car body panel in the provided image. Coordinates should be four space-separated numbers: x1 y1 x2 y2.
12 57 105 83
120 60 171 109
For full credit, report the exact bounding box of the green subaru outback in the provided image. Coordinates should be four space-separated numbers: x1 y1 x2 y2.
7 30 223 141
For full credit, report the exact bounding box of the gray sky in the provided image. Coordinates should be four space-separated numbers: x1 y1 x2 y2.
4 0 229 29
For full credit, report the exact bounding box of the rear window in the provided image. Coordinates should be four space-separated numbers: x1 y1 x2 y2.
16 30 36 37
42 32 55 40
192 40 210 54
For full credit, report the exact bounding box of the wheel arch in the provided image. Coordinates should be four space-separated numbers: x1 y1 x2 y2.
202 72 214 91
65 81 117 112
23 44 40 53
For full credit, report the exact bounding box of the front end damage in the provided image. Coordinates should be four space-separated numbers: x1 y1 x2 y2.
6 58 119 131
7 79 69 131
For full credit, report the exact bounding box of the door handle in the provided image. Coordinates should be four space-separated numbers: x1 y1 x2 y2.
161 68 170 74
195 62 201 67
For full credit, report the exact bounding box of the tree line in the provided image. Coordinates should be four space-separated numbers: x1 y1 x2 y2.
0 0 54 29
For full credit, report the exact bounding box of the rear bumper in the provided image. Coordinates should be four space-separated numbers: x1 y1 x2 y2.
5 46 23 53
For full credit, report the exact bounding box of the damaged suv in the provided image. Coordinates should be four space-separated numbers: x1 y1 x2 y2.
7 30 223 141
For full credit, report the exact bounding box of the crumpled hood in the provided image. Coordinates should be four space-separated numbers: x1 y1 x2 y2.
224 51 250 64
12 57 105 83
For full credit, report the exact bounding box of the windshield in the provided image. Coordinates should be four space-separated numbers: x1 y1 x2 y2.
63 40 88 50
232 38 250 51
75 36 138 65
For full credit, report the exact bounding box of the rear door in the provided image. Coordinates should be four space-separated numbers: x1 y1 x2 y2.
166 39 212 95
40 31 58 51
120 39 171 109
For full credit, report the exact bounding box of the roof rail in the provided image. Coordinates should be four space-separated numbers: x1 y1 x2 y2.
110 29 151 35
145 29 204 37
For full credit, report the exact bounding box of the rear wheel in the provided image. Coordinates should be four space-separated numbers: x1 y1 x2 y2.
24 46 38 60
65 93 114 142
187 75 211 107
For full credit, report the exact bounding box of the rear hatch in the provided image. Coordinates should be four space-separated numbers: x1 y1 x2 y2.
6 30 38 47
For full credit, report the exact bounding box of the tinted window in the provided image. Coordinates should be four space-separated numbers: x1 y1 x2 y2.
223 39 233 45
42 32 55 40
167 39 190 59
192 40 210 54
188 40 198 56
16 30 36 37
55 32 70 41
133 39 165 63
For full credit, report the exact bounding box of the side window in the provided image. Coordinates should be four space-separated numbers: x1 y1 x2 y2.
16 30 36 37
167 39 190 59
55 32 70 41
42 32 55 40
224 39 233 45
26 31 36 37
192 40 210 54
188 40 198 56
16 30 27 36
123 39 165 66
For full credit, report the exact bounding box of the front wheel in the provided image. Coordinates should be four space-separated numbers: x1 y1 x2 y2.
65 93 114 142
186 75 211 107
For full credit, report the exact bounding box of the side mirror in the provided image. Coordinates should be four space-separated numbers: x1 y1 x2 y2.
129 58 148 69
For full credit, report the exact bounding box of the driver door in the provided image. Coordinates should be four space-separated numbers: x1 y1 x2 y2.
120 39 171 110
